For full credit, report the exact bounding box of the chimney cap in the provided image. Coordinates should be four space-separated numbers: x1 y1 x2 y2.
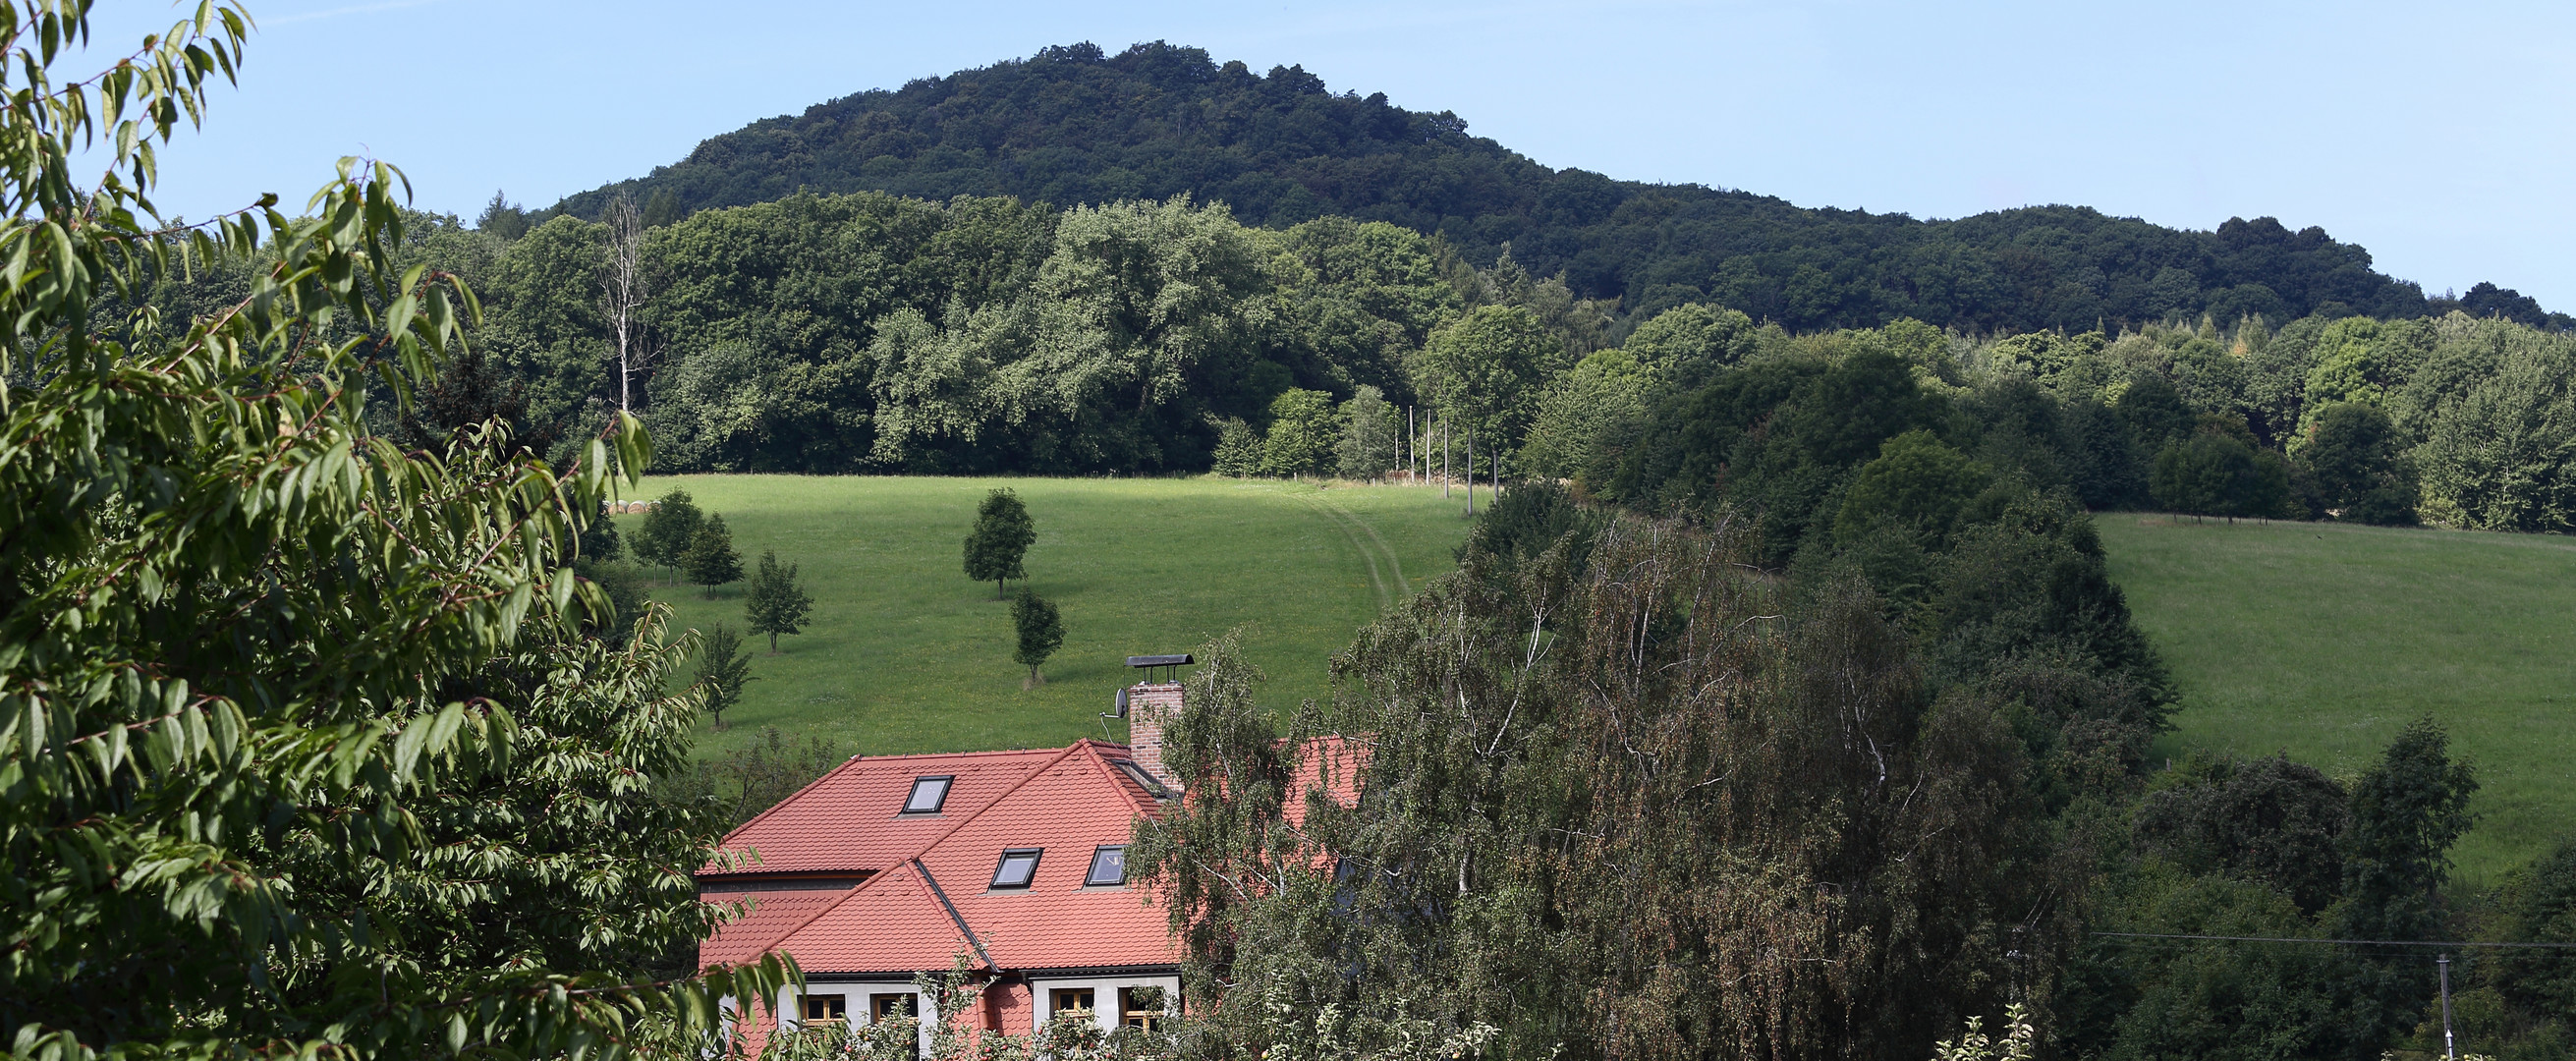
1125 654 1193 668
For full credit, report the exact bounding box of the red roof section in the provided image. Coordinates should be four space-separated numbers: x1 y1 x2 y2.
698 740 1177 975
764 862 979 974
700 889 851 967
695 734 1369 977
704 747 1062 877
769 741 1178 974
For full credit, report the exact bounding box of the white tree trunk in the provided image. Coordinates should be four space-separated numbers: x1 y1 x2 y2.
600 194 650 415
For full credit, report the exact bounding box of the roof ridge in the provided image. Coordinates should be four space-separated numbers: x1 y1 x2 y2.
891 741 1090 870
720 751 871 847
709 857 912 968
1073 740 1161 818
909 858 995 971
710 746 1065 870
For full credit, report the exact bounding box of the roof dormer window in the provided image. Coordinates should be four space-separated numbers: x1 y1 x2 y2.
902 775 953 814
990 849 1041 889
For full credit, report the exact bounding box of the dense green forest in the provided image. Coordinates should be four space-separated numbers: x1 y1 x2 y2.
211 188 2576 542
508 41 2564 336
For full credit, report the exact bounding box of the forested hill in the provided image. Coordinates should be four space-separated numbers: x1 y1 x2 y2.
540 40 2562 335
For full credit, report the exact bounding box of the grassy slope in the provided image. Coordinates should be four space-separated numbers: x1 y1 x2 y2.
2099 515 2576 882
617 475 1476 760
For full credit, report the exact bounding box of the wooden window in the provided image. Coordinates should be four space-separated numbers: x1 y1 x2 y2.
1049 987 1094 1018
869 993 921 1060
803 993 847 1023
1119 985 1166 1030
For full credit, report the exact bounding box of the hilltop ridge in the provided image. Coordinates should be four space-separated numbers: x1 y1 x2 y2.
539 40 2561 335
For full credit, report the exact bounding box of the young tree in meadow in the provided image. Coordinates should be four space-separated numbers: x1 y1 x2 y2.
964 487 1036 598
744 549 815 653
1012 588 1065 688
1335 383 1398 480
633 487 704 574
682 513 745 596
1210 417 1263 477
1260 387 1341 476
695 624 757 730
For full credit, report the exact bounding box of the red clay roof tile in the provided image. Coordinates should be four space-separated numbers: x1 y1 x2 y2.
703 747 1061 877
697 736 1357 977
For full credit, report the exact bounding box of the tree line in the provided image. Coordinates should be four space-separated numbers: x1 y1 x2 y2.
151 187 2576 541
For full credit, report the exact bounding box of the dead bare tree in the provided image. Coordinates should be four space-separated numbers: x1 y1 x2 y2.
599 192 652 413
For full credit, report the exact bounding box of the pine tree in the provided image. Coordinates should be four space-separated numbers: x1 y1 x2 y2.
694 624 757 730
1012 588 1065 687
744 549 815 653
963 487 1036 599
682 513 745 597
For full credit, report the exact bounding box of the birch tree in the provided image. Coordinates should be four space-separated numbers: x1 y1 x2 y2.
601 191 654 412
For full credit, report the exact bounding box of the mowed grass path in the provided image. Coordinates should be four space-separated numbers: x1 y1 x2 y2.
615 475 1476 760
2099 515 2576 881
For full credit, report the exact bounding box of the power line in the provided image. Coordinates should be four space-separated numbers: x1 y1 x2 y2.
2093 931 2576 950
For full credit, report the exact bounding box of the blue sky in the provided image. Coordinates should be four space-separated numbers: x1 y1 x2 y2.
85 0 2576 309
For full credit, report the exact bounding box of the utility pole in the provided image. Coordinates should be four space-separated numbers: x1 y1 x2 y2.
2438 953 2456 1061
1465 431 1476 515
1441 413 1451 499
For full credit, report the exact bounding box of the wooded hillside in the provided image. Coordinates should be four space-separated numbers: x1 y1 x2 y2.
522 41 2562 335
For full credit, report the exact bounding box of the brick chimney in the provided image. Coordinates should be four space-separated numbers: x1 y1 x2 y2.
1124 682 1185 789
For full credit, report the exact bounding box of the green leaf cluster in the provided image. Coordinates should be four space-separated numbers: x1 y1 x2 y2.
0 5 794 1055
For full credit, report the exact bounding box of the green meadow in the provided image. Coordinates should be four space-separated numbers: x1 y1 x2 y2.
614 475 1479 760
615 478 2575 880
2099 515 2576 882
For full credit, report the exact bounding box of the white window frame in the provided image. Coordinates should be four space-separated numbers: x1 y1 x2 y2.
1024 976 1180 1035
781 981 936 1055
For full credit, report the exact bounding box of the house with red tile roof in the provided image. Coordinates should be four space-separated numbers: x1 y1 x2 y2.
700 684 1193 1052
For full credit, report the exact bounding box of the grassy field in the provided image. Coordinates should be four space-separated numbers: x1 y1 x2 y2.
613 475 1478 760
2099 515 2576 882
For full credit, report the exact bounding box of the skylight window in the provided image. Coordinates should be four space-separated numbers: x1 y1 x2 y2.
990 849 1042 889
1086 845 1127 887
1111 759 1171 799
902 775 953 814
